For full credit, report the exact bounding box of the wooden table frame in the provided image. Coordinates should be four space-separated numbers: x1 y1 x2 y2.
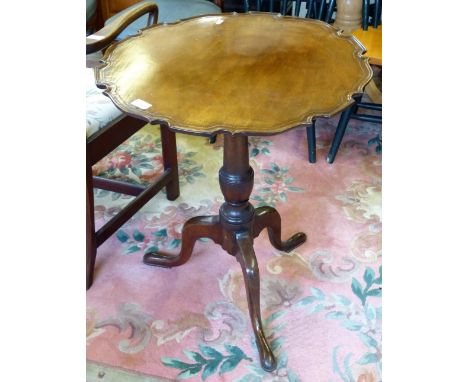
94 13 372 371
143 131 305 370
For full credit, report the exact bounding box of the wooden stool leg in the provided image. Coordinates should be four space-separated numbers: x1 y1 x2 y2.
160 124 180 201
86 164 97 290
236 232 276 372
306 121 317 163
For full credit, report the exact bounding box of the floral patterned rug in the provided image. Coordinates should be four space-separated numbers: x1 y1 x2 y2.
87 114 382 382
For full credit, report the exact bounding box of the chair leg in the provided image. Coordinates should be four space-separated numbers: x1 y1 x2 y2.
306 121 316 163
373 0 381 28
209 134 217 144
327 104 354 164
86 164 97 290
362 0 369 30
325 0 336 23
160 124 180 201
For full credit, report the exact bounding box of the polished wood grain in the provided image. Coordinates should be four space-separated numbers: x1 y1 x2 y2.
96 12 372 136
352 25 382 66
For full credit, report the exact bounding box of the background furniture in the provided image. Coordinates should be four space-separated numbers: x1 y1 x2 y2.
86 0 98 32
86 1 180 289
100 0 224 20
101 0 222 40
242 0 335 21
353 24 381 105
303 9 381 163
334 0 362 33
95 12 372 371
327 95 381 162
362 0 381 30
326 24 382 163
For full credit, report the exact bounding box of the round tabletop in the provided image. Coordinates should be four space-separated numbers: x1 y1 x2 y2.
96 12 372 136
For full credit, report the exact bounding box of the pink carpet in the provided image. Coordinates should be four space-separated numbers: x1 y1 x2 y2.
87 115 381 382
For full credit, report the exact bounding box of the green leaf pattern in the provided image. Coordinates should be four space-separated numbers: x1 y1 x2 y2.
295 267 382 380
162 344 252 380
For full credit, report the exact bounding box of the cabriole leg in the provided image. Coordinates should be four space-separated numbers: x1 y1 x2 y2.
236 231 276 372
143 216 221 267
253 206 307 252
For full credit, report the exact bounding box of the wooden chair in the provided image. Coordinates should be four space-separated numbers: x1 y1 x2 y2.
102 0 223 41
325 24 381 163
86 1 180 289
362 0 382 30
242 0 335 21
327 96 381 162
304 4 382 163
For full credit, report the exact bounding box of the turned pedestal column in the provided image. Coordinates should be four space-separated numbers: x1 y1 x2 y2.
144 134 306 371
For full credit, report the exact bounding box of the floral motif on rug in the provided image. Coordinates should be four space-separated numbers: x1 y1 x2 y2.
87 117 382 382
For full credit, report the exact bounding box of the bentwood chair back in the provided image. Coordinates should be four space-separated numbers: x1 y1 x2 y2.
103 0 223 41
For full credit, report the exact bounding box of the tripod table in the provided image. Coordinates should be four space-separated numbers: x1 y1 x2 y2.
95 12 372 372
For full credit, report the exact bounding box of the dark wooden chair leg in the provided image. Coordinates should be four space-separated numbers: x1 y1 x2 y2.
325 0 336 23
253 206 306 252
306 121 317 163
317 0 327 20
281 0 288 15
373 0 381 28
235 231 276 372
362 0 370 30
327 103 355 164
209 134 217 144
160 124 180 201
143 215 222 267
86 165 97 290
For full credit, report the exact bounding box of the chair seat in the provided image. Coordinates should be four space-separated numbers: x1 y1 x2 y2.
105 0 221 40
86 68 124 138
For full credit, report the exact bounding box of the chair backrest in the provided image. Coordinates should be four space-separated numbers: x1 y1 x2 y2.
362 0 381 30
243 0 336 22
243 0 382 29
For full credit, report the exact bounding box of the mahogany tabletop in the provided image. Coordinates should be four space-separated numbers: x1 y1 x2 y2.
95 12 372 136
